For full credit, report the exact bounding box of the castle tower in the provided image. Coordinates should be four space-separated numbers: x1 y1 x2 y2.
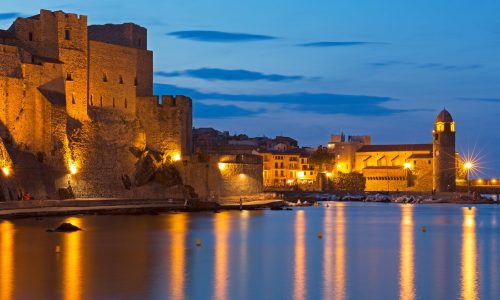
432 109 456 192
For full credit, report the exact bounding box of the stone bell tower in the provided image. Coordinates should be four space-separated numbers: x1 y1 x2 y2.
432 109 456 192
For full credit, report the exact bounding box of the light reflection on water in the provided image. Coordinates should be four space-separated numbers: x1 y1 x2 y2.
461 208 478 300
63 217 83 300
293 210 307 300
1 203 499 299
399 205 415 300
0 221 14 300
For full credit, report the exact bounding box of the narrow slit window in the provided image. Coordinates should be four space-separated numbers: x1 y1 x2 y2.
100 96 103 107
29 32 33 41
124 98 128 108
134 77 138 86
119 75 124 84
65 29 70 40
71 93 76 104
90 95 93 106
103 73 108 82
112 97 115 108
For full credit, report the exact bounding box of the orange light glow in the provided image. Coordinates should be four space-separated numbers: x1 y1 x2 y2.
218 162 226 171
400 205 415 300
169 213 188 300
1 166 9 176
214 212 230 300
1 221 14 300
461 208 478 300
69 162 78 175
63 217 83 300
334 203 346 300
293 210 307 300
173 153 181 162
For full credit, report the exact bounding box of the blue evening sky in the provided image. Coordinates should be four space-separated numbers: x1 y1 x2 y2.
2 0 500 177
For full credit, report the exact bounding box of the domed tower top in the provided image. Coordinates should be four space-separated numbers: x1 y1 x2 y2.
435 108 453 123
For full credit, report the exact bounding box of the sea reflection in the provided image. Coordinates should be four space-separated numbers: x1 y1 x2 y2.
168 213 188 300
399 205 415 300
63 217 83 300
294 210 307 300
334 203 346 300
214 212 230 300
461 208 478 300
0 221 14 300
323 206 334 299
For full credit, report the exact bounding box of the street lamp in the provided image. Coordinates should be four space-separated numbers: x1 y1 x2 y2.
403 162 411 192
464 161 473 195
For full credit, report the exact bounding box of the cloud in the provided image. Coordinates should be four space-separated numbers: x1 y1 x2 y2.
460 98 500 103
370 60 481 71
194 103 265 118
155 68 304 82
418 63 481 71
0 13 20 20
167 30 276 42
298 41 373 47
153 83 427 119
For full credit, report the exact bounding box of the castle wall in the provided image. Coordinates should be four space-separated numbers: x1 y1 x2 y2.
136 95 192 156
88 40 140 116
0 45 22 77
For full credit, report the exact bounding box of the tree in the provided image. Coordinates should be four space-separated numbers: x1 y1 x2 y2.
309 146 335 171
332 173 366 193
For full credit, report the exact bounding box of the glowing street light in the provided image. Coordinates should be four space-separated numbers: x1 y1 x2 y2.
2 166 9 176
464 161 473 195
172 153 181 162
69 162 77 175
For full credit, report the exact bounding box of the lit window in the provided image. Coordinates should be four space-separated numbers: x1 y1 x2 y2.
450 122 455 132
436 122 444 132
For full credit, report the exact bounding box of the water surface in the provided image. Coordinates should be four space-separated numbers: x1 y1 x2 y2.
1 203 499 299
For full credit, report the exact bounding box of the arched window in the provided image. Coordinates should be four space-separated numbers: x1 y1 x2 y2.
436 122 444 132
450 122 456 132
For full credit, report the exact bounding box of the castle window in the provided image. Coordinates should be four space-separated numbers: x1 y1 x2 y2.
66 72 73 81
65 29 71 40
112 97 115 108
29 32 33 41
434 134 438 141
436 122 444 132
134 77 138 86
90 95 93 106
124 98 127 108
450 122 455 132
119 75 124 84
103 73 108 82
428 160 431 164
100 96 103 107
71 93 76 104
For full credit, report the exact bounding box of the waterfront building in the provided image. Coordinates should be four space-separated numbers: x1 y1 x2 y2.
344 109 459 192
260 149 318 190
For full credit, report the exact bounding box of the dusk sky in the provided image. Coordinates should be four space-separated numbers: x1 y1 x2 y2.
2 0 500 177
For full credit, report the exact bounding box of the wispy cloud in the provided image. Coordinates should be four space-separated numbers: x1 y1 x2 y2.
0 12 20 20
418 63 481 71
461 97 500 103
298 41 373 47
370 60 481 71
155 68 305 82
154 83 427 119
167 30 276 42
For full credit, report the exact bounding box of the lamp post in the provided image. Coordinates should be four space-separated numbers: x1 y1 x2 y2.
464 162 473 195
403 162 411 192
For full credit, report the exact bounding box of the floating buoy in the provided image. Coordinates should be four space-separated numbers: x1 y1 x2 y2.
55 245 61 253
317 232 323 239
422 226 427 233
196 239 201 247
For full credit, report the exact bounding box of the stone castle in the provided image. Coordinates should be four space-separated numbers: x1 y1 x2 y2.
0 9 262 200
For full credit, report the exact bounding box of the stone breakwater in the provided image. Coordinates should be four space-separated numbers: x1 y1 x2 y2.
0 198 286 219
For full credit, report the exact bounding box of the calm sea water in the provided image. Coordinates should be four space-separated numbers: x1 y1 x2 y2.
1 203 499 300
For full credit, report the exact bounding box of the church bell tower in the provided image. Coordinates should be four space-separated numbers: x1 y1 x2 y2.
432 109 456 192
